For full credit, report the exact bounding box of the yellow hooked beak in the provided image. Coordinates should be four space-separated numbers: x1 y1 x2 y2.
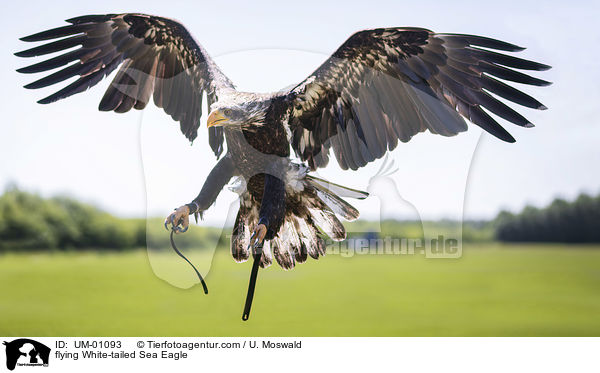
206 110 228 128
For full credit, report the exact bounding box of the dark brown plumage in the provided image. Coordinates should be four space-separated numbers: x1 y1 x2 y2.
287 28 551 170
16 13 550 272
16 13 231 156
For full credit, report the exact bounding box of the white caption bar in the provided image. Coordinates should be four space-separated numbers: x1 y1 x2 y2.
0 337 598 373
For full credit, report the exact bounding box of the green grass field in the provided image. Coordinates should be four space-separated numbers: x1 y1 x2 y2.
1 244 599 336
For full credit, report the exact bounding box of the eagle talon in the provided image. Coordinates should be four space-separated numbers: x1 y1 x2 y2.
248 224 267 254
164 205 191 234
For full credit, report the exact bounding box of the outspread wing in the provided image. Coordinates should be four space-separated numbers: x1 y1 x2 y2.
16 13 234 156
285 28 551 170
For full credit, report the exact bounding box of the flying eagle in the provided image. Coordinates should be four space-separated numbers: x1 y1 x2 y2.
17 13 550 319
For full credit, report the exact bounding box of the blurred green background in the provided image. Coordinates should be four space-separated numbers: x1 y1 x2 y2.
1 187 599 336
2 245 599 336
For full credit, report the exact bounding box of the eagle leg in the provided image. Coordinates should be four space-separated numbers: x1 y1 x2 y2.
164 155 235 233
256 173 286 241
248 224 267 250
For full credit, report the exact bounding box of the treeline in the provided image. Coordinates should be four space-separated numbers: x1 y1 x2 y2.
344 219 494 242
0 187 224 251
494 193 600 243
1 187 599 251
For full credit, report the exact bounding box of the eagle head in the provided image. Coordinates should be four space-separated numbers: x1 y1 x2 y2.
207 98 267 128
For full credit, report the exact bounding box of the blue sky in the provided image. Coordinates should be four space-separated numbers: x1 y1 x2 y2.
1 0 599 225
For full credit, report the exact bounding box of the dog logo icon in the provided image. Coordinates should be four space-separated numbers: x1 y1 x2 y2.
3 339 50 370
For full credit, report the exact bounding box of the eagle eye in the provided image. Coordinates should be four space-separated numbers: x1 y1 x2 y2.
223 109 232 116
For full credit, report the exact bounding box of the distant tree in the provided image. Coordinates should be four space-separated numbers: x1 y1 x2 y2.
0 187 144 251
494 192 600 243
0 186 224 251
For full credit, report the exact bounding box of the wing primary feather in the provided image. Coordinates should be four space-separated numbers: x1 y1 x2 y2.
19 24 96 42
16 48 89 73
438 34 525 52
37 56 122 104
65 14 116 24
470 47 551 71
478 62 551 86
472 91 534 127
468 105 516 142
24 59 102 89
481 75 547 109
15 35 86 57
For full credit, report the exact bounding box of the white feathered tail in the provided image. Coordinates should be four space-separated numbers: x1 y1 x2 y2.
230 164 368 269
